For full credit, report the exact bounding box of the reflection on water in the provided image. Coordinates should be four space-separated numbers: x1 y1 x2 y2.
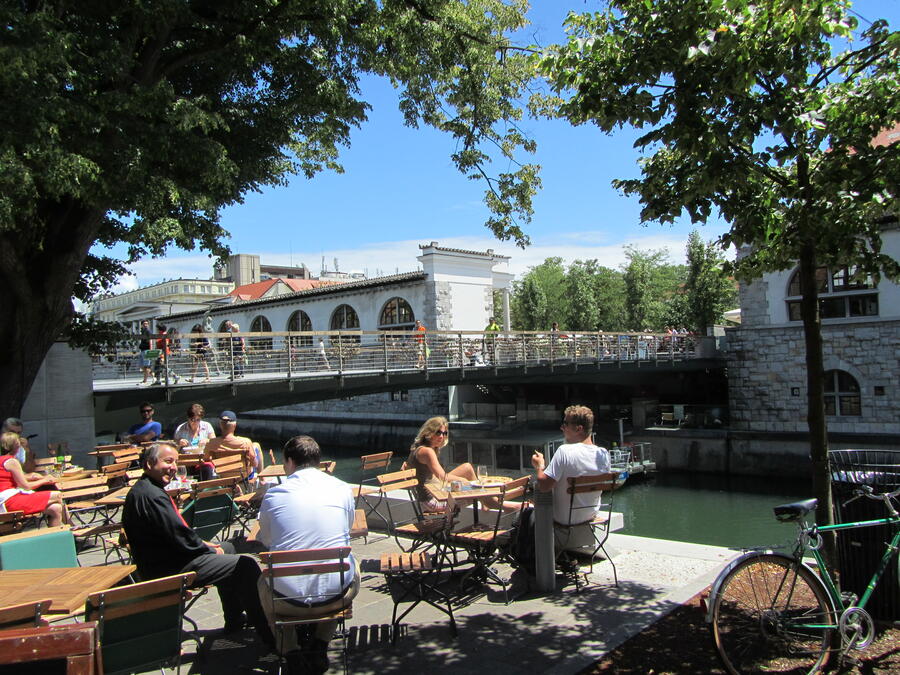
616 472 812 550
258 436 812 551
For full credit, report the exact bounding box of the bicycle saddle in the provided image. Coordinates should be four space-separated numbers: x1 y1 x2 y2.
773 498 818 522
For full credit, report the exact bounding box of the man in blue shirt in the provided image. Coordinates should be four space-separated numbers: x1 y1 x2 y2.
123 402 162 444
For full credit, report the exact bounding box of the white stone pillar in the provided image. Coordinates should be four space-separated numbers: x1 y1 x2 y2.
502 288 511 330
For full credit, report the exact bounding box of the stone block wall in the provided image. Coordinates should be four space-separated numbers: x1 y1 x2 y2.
429 280 452 331
21 342 96 462
726 319 900 435
739 277 770 327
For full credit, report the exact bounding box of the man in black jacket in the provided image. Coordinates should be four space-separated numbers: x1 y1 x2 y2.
123 442 273 645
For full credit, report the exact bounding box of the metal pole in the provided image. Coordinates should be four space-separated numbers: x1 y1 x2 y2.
618 417 625 447
534 488 556 592
382 333 389 374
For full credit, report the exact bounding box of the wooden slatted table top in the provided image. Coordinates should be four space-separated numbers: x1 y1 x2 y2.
0 565 136 614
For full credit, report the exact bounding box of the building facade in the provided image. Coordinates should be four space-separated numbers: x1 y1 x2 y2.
162 243 512 337
726 225 900 436
87 278 235 328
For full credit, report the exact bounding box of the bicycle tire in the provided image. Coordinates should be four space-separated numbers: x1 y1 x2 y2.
711 553 835 675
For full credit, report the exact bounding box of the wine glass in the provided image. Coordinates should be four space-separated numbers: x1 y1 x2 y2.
476 464 488 484
176 464 187 487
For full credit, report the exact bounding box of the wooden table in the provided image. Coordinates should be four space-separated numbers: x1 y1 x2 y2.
257 464 286 481
0 565 136 615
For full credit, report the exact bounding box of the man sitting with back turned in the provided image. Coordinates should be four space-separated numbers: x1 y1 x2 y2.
256 435 360 673
531 404 611 551
122 442 273 646
204 410 259 477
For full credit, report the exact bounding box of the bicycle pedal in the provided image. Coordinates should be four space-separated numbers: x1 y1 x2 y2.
840 591 859 606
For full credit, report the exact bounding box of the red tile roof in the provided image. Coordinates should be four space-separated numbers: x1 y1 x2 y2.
228 278 334 300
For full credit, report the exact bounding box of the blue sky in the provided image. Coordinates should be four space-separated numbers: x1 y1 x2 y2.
113 0 900 293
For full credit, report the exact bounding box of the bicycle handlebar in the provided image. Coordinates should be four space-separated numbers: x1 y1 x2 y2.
843 485 900 516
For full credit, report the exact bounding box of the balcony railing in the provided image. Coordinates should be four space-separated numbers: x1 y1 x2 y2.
91 330 703 387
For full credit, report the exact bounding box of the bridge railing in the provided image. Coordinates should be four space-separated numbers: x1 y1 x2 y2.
91 330 701 385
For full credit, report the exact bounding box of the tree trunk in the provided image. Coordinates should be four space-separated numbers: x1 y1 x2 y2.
797 241 836 571
0 202 103 420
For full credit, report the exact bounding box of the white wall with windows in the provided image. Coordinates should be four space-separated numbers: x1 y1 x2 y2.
728 225 900 435
752 228 900 325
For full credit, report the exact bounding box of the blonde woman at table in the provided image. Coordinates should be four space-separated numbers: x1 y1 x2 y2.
404 417 518 512
0 432 68 526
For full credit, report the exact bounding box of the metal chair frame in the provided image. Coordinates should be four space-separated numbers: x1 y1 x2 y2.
259 547 353 675
555 472 619 592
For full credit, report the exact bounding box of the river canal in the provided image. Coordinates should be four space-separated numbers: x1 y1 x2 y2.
612 472 810 550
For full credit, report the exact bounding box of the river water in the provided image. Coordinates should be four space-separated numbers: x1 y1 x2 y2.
613 472 811 550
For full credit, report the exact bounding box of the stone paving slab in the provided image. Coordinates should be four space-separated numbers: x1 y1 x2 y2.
74 530 738 674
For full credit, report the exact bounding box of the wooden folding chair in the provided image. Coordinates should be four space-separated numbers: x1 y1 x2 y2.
0 598 51 630
259 547 354 673
354 451 393 531
319 460 336 474
59 475 111 529
181 477 240 541
0 622 102 673
34 455 72 470
375 468 445 552
369 548 456 644
556 472 619 591
0 510 26 536
85 572 196 675
447 476 531 603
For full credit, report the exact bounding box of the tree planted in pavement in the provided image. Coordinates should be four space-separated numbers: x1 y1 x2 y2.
536 0 900 562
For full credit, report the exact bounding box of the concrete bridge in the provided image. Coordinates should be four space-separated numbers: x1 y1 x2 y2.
93 330 724 416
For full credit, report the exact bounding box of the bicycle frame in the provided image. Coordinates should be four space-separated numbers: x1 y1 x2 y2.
806 513 900 616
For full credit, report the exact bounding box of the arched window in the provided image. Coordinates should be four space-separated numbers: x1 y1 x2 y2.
824 370 861 417
249 315 273 351
330 305 359 330
786 266 877 321
379 297 415 329
287 310 313 347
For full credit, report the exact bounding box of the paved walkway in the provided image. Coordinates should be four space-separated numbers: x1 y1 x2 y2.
78 531 737 674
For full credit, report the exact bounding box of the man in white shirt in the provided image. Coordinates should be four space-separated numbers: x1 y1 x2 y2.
256 435 359 672
531 405 611 550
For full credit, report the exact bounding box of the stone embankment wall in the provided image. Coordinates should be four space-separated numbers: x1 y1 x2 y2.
726 319 900 435
242 387 448 452
632 429 900 478
22 342 96 460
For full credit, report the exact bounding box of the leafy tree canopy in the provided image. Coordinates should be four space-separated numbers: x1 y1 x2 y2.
0 0 540 417
535 0 899 282
534 0 900 562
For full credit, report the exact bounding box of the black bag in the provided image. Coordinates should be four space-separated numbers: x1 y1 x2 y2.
507 506 536 575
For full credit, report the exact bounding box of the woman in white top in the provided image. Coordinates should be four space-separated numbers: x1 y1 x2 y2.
173 403 216 450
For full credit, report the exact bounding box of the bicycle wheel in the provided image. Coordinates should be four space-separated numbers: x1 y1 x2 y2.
711 553 834 674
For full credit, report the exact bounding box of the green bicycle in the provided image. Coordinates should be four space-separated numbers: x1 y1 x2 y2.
706 485 900 674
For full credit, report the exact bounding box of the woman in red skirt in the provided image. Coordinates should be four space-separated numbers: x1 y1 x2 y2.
0 432 67 526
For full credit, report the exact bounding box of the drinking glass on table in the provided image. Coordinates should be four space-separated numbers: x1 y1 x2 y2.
175 464 187 487
476 464 488 484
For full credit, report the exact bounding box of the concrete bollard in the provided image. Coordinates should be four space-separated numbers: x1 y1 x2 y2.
533 488 556 592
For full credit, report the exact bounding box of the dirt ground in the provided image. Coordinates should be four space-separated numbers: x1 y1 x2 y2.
582 591 900 674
